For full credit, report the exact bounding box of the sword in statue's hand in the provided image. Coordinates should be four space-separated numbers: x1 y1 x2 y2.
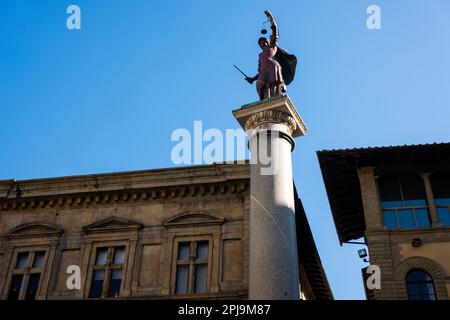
233 64 250 77
234 65 256 84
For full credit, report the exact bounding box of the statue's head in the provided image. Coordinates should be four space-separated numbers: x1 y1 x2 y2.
258 37 269 49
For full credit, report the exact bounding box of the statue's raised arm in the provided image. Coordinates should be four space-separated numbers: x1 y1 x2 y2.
265 10 279 47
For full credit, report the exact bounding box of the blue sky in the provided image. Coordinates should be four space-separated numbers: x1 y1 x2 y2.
1 0 450 299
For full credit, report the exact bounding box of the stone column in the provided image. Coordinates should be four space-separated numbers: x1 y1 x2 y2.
421 173 441 226
357 167 384 231
232 95 307 300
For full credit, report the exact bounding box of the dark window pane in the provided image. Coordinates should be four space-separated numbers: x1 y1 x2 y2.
379 175 427 207
32 251 45 269
383 210 397 229
401 176 426 202
381 201 403 209
415 209 431 228
378 176 402 202
403 199 427 207
93 269 105 280
113 247 125 264
408 283 436 300
175 265 189 294
432 168 450 226
430 173 450 199
25 274 40 300
437 207 450 226
8 275 23 300
177 243 190 260
89 270 105 298
398 209 415 229
407 270 431 282
107 269 122 297
95 248 108 265
407 282 421 295
196 242 208 259
15 252 29 269
425 284 437 300
435 198 450 206
194 264 208 293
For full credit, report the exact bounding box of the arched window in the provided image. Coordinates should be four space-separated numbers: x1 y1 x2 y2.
406 269 437 300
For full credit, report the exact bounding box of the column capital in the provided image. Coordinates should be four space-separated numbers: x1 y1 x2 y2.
245 109 298 134
421 172 432 178
358 166 376 176
232 94 307 138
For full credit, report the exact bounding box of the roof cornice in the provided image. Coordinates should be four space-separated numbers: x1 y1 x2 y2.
0 163 250 212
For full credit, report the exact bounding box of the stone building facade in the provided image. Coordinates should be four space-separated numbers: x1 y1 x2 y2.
0 162 331 300
318 143 450 300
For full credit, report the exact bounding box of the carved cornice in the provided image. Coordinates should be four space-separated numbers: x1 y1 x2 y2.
244 110 297 134
0 180 248 212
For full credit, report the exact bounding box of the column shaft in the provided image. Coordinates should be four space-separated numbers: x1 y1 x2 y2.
248 128 299 299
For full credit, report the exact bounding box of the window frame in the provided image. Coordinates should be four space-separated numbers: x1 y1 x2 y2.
435 203 450 226
405 269 437 300
87 243 128 299
162 212 224 297
377 175 431 229
172 236 212 296
430 173 450 226
382 206 430 229
6 247 49 300
1 222 62 300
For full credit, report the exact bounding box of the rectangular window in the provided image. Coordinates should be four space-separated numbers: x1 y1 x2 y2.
415 208 432 228
32 251 45 269
15 252 29 270
89 270 105 298
437 206 450 226
431 173 450 227
107 269 122 298
398 209 416 228
25 274 41 300
95 248 108 265
112 247 125 264
89 246 125 299
8 275 23 300
194 264 208 293
175 240 209 295
382 210 397 229
175 265 189 294
378 175 431 229
8 250 46 300
175 242 190 294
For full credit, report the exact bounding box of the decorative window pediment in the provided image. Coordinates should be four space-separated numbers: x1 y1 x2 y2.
82 216 143 234
163 211 224 228
7 222 63 239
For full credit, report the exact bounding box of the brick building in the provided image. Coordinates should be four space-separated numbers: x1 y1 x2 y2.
318 143 450 300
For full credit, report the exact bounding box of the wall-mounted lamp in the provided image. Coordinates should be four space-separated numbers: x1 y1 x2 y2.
412 238 422 247
358 248 370 263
